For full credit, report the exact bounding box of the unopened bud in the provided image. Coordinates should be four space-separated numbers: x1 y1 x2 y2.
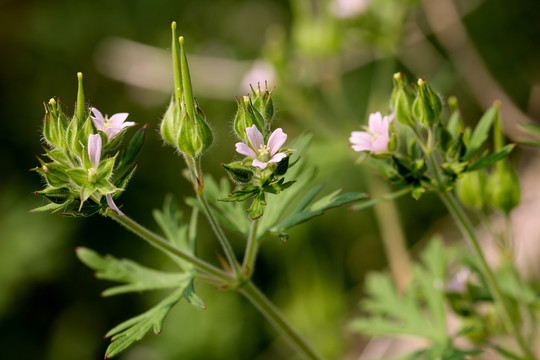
487 163 520 214
413 78 443 127
221 162 254 183
391 73 415 127
233 96 264 142
456 170 487 210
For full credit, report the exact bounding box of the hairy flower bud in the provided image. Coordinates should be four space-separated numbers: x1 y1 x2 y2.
390 73 415 127
221 161 254 184
456 170 487 210
486 162 520 214
233 96 265 142
413 78 443 127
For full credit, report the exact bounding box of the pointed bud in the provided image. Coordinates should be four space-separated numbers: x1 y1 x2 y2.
76 72 86 126
250 82 274 126
487 163 520 214
221 161 254 184
390 73 415 127
233 96 264 142
413 78 443 127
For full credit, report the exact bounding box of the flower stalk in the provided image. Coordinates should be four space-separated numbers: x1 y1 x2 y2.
242 219 260 277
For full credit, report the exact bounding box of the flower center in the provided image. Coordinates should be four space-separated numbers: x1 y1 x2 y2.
257 145 270 157
104 119 113 129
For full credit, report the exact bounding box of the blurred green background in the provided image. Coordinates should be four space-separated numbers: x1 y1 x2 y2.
1 0 539 359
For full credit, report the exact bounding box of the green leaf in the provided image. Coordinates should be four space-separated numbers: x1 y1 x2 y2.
467 143 515 171
219 185 261 202
350 237 452 344
104 289 184 359
80 183 97 202
350 187 410 211
97 157 117 179
270 190 369 233
182 278 206 310
464 106 497 160
30 198 73 213
76 247 190 296
95 178 117 195
247 192 267 220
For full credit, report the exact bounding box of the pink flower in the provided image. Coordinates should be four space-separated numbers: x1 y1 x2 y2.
235 125 287 169
91 107 135 141
87 134 124 215
350 112 394 153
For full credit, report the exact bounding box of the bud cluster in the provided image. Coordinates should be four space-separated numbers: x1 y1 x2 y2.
160 23 213 159
220 89 294 220
351 73 520 210
32 73 145 216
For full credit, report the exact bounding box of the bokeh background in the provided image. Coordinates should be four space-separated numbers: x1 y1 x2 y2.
1 0 539 359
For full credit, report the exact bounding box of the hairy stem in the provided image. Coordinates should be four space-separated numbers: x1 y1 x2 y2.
240 280 325 360
107 211 233 283
242 219 260 277
438 191 533 359
196 192 242 278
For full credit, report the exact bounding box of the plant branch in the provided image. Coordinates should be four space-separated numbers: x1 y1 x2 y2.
242 219 260 277
240 280 325 360
107 211 233 283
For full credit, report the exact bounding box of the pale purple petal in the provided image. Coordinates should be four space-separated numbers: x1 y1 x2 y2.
252 159 269 169
106 194 124 216
372 134 390 153
105 128 122 140
245 125 264 150
108 113 129 127
350 131 372 149
368 112 385 135
235 142 257 158
268 152 287 164
90 107 105 131
88 134 102 167
267 128 287 156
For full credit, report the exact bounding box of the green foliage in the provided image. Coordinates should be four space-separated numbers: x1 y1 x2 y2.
350 238 481 359
77 196 205 358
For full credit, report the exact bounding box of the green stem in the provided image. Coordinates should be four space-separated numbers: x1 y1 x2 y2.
242 219 259 276
107 211 233 283
196 192 242 278
437 191 533 359
240 280 325 360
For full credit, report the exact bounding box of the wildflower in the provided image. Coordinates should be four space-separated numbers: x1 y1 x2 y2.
350 112 394 153
236 125 287 169
87 134 124 215
91 107 135 141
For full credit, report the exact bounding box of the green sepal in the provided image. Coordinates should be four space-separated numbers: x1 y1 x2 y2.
250 82 274 127
97 156 117 180
38 162 71 187
30 198 73 213
43 110 61 148
221 161 254 184
182 278 206 310
80 183 97 202
36 186 72 204
411 186 426 200
66 115 83 158
391 73 415 127
67 168 89 186
45 149 70 166
95 178 117 195
440 162 469 178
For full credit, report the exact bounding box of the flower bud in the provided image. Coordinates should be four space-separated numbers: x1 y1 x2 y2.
413 78 443 127
250 83 274 125
456 170 487 210
487 162 520 214
390 73 415 127
221 161 254 184
233 96 264 142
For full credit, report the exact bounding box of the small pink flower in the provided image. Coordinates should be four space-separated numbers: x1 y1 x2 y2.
235 125 287 169
350 112 394 153
91 107 135 141
87 134 124 215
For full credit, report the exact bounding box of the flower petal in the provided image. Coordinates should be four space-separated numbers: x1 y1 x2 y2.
372 134 390 153
105 128 122 140
268 152 287 164
368 112 385 135
106 194 124 216
235 142 257 158
349 131 373 150
90 107 105 131
252 159 269 169
109 113 130 127
267 128 287 156
245 125 264 150
88 134 102 167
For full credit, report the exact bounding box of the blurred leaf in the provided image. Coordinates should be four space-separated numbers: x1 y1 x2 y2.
104 289 184 359
467 144 515 171
76 247 190 296
349 187 410 211
463 107 496 161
